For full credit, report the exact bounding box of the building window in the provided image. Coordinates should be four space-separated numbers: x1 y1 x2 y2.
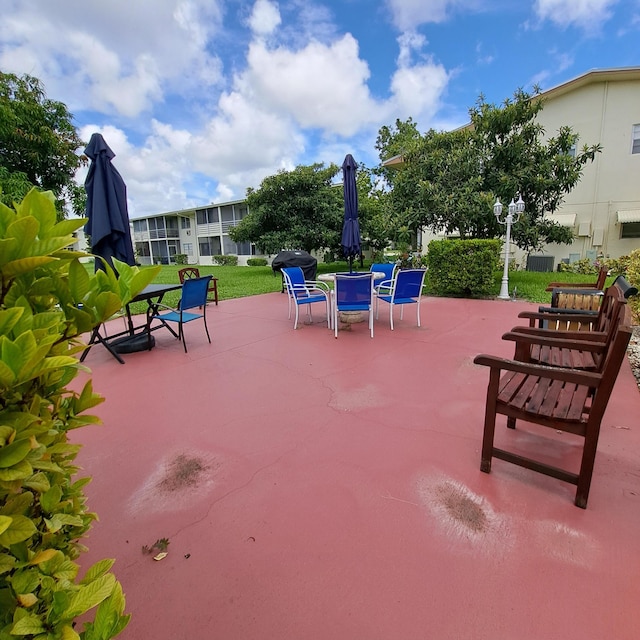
196 208 218 225
133 219 147 233
181 216 191 229
632 124 640 154
183 242 193 255
199 236 221 256
567 144 576 158
621 222 640 238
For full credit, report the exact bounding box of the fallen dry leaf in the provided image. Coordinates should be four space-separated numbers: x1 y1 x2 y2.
153 552 168 561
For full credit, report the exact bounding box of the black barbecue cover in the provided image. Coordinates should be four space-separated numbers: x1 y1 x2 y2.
271 250 317 281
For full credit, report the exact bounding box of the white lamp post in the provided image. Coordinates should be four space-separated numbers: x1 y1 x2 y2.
494 194 524 300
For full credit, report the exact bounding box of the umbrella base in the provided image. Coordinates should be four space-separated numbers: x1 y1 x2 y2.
338 311 365 324
112 333 155 354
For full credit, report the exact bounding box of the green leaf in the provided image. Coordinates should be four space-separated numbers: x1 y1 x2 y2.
0 491 33 515
23 472 50 493
40 485 62 514
81 559 115 585
0 308 24 337
0 360 16 387
0 459 32 481
0 516 11 536
44 513 84 532
65 573 116 619
10 568 40 594
10 613 46 635
0 552 16 574
0 439 31 468
0 515 37 547
1 256 57 277
68 259 91 301
60 625 81 640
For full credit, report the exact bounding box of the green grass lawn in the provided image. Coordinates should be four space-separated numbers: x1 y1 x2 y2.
85 260 610 313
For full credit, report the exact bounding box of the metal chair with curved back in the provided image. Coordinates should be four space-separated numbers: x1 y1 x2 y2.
281 266 331 330
178 267 219 306
333 272 374 338
147 276 213 352
370 262 397 292
374 268 427 330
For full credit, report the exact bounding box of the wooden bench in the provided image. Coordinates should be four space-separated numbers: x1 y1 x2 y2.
503 281 627 371
544 266 608 292
474 303 632 508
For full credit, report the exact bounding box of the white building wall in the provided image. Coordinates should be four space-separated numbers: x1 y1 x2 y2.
534 71 640 265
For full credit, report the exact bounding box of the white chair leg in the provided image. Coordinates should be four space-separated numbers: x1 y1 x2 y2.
369 307 374 338
390 303 395 331
293 303 299 329
417 301 421 327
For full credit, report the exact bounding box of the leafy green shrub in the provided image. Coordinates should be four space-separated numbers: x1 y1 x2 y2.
625 249 640 323
426 239 501 297
174 254 187 265
246 258 268 267
212 255 238 266
557 258 599 274
0 189 159 639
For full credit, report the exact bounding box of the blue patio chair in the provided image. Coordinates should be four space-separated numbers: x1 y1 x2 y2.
333 272 374 338
281 267 331 330
147 275 212 352
375 268 427 330
370 262 396 292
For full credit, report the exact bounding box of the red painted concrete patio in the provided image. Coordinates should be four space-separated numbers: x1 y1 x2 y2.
73 293 640 640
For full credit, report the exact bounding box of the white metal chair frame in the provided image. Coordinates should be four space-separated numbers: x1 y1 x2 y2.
281 267 331 330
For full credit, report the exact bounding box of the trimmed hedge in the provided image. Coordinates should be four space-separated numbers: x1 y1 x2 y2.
426 238 501 297
247 258 268 267
213 255 238 266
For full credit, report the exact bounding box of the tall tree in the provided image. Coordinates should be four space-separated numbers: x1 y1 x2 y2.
0 71 85 216
382 90 601 253
230 163 343 255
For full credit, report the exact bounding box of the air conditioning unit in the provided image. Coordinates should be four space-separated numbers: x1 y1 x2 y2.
526 255 555 272
578 221 591 237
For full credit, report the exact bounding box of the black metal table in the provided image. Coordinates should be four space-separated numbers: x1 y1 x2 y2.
80 283 183 364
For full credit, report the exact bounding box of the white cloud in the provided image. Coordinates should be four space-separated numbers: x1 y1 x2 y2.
249 0 282 36
2 0 453 215
385 0 480 31
0 0 224 118
534 0 618 31
240 36 380 136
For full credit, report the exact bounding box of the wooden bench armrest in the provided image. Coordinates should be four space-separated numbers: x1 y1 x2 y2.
544 282 599 291
473 354 602 385
506 326 608 342
502 331 607 353
518 309 599 323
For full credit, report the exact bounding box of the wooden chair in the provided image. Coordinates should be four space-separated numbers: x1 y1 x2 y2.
178 267 218 306
474 303 632 508
503 281 627 372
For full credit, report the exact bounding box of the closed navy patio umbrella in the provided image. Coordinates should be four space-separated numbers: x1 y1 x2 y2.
84 133 135 272
341 153 360 272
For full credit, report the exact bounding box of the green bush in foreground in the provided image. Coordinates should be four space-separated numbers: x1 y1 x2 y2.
0 189 159 639
246 258 268 267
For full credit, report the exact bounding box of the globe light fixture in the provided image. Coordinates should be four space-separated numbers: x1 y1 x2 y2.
494 194 525 300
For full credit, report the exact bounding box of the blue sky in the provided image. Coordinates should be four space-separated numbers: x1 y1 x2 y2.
1 0 639 218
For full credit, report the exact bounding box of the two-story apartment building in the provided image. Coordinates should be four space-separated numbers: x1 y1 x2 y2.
387 67 640 267
132 199 253 265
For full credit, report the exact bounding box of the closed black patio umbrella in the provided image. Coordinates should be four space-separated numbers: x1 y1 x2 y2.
84 133 135 272
341 154 360 272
